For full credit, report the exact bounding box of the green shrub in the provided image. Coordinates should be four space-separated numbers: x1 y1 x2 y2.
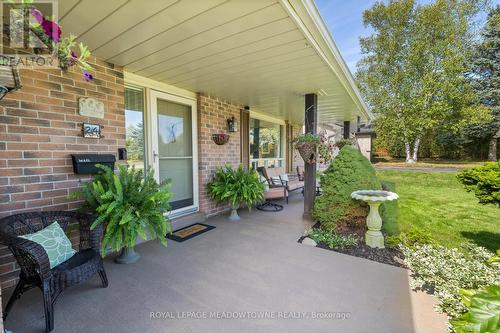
313 146 382 232
207 165 265 208
334 138 355 149
308 229 359 249
385 235 400 249
402 244 500 318
457 162 500 207
74 165 172 256
386 227 436 249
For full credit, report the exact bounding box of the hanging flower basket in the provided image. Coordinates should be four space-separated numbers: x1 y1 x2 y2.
212 133 230 145
296 141 318 164
292 132 334 164
14 4 95 81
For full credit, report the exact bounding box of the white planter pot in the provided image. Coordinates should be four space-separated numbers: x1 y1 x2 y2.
229 204 240 221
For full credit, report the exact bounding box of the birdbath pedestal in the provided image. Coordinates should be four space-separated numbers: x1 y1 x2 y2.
351 190 399 249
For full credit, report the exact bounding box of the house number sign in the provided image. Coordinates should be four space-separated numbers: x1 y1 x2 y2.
82 123 102 139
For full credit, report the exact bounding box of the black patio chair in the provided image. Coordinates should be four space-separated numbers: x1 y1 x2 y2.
0 211 108 333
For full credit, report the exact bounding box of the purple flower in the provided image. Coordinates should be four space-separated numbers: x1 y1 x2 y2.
31 8 44 24
84 71 94 82
41 20 62 43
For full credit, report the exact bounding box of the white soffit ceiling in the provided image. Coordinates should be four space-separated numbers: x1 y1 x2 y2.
60 0 369 125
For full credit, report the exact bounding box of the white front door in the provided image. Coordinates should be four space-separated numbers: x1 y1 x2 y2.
150 90 198 217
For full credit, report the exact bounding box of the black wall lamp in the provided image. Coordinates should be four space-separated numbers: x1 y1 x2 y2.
227 116 238 132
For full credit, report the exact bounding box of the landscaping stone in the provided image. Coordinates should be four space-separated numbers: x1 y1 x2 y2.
394 256 406 266
301 237 317 246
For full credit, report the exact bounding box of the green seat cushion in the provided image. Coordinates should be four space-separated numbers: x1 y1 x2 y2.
20 222 76 269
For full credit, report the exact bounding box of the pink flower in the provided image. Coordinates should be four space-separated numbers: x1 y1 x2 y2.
41 20 61 43
31 8 44 24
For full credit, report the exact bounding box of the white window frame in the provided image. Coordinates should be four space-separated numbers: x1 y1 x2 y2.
124 85 148 170
249 111 286 169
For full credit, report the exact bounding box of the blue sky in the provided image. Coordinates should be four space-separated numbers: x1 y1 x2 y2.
314 0 377 73
314 0 491 74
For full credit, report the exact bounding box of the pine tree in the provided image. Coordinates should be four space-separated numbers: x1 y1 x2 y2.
466 6 500 161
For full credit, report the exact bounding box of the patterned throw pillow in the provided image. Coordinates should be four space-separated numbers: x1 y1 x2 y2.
20 222 76 269
271 174 289 185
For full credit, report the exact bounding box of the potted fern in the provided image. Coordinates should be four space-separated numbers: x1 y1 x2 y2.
207 165 265 221
74 165 173 264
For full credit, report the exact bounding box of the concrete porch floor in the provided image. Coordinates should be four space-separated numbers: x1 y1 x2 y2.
3 194 446 333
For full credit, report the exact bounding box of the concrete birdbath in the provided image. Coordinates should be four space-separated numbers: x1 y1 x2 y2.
351 190 399 249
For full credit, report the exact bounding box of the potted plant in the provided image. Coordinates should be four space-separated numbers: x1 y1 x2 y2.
292 132 334 164
74 165 173 264
207 165 265 220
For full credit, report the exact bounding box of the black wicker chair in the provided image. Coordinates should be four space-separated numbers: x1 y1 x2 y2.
0 211 108 333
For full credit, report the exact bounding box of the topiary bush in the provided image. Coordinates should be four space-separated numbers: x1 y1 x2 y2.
313 146 382 233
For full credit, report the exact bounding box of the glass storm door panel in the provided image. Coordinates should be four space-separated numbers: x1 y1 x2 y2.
153 96 195 211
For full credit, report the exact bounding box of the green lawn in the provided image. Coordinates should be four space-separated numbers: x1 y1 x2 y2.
378 170 499 252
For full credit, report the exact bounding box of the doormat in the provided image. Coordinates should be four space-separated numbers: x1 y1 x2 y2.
166 223 215 242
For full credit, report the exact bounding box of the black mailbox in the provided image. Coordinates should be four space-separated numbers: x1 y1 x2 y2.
71 154 116 174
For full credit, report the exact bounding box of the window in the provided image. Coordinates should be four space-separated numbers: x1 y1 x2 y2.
249 118 284 169
125 87 146 170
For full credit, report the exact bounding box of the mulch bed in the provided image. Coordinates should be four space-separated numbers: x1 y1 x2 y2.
299 222 406 269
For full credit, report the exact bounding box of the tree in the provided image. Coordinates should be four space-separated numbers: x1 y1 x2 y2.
356 0 487 163
126 122 144 161
465 6 500 161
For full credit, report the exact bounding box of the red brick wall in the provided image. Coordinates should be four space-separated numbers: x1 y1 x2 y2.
0 58 125 288
197 93 242 217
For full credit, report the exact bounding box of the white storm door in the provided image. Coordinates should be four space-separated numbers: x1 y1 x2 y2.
150 90 198 216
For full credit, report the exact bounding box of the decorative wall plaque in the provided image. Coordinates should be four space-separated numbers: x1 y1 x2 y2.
79 97 104 119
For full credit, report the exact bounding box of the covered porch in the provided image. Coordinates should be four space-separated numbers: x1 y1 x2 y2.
4 193 418 333
0 1 414 332
60 0 372 219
